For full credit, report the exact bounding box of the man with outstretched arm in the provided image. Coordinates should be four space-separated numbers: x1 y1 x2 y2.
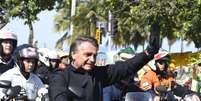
49 29 160 101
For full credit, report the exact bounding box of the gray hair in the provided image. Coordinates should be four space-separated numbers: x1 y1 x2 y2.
69 36 98 63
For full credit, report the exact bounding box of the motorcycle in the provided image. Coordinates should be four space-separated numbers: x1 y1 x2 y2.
0 80 49 101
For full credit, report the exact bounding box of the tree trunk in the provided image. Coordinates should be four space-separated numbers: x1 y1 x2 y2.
180 36 184 53
28 19 34 45
150 17 160 50
90 16 96 37
168 40 175 52
168 45 171 52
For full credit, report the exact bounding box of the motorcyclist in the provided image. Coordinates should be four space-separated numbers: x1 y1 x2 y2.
140 49 175 100
37 48 50 68
35 48 51 84
35 50 60 85
48 50 60 71
0 44 47 100
57 50 70 70
0 29 17 75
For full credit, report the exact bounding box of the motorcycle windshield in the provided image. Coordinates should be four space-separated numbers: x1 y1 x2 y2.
125 92 153 101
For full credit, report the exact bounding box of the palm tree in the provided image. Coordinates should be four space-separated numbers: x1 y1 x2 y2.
54 0 107 49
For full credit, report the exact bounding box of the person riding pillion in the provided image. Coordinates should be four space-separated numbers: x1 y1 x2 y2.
36 50 60 85
140 50 175 99
49 29 160 101
0 29 17 75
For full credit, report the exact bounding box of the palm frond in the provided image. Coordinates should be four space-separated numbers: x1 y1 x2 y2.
55 32 68 49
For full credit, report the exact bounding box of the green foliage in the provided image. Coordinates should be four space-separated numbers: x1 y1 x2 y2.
54 0 107 48
105 0 201 50
0 0 57 23
2 0 197 49
186 15 201 48
0 0 57 44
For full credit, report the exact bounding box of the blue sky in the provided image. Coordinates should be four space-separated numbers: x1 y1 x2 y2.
4 10 61 50
3 10 198 53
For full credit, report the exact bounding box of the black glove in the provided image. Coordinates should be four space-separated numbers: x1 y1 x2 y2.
2 86 21 101
145 21 160 58
155 85 167 94
6 86 21 98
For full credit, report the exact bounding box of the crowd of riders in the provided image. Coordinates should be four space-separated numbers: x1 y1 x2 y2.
0 29 70 101
0 28 200 101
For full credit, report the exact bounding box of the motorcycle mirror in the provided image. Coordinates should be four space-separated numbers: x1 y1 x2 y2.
6 86 21 98
0 80 11 88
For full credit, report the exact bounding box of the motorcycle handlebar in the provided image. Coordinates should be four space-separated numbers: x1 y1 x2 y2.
0 80 11 89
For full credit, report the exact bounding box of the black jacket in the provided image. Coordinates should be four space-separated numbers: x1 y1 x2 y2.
0 59 14 75
49 52 152 101
35 64 58 84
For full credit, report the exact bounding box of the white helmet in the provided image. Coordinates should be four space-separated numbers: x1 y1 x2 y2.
154 50 169 61
48 50 60 60
0 29 17 40
38 48 50 66
56 50 69 58
0 29 17 47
